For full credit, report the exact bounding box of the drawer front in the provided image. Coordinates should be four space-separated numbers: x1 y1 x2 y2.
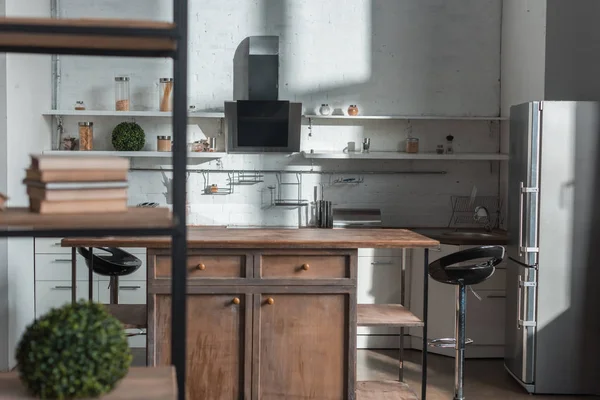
35 238 69 254
35 254 94 281
35 281 99 317
358 248 404 258
466 290 506 345
154 255 246 279
261 255 349 279
98 281 147 348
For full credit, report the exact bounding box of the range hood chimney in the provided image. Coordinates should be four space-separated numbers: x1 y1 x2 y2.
234 36 279 101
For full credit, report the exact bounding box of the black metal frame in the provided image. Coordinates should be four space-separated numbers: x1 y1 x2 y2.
0 2 189 399
422 248 429 400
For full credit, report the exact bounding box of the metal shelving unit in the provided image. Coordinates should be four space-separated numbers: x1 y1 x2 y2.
0 7 189 400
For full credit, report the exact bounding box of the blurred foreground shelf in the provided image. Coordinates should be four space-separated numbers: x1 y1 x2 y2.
0 207 173 237
0 366 176 399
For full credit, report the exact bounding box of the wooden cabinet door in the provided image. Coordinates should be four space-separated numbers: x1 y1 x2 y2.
255 294 348 400
152 294 251 400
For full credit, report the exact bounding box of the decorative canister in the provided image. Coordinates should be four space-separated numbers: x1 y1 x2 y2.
115 76 130 111
406 137 419 153
157 135 172 152
319 104 332 116
74 101 86 111
348 105 359 116
78 122 93 151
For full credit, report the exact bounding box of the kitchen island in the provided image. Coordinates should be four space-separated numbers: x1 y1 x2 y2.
62 228 439 400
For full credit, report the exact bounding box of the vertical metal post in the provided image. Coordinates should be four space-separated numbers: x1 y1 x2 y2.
399 248 407 382
454 284 466 400
421 248 429 400
172 0 188 399
71 247 76 304
88 247 93 301
109 277 119 304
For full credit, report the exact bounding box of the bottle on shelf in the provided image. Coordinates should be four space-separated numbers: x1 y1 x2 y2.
347 105 359 116
159 78 173 112
446 135 454 154
78 122 93 151
319 104 332 116
74 101 86 111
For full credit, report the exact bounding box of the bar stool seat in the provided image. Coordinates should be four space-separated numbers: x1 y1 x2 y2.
78 247 142 305
428 245 505 400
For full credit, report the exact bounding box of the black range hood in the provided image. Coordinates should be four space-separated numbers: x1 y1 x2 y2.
226 36 302 153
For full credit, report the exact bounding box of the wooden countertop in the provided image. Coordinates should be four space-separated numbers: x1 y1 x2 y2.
62 228 439 249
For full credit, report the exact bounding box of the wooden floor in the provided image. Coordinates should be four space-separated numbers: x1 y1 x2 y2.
131 348 595 399
357 350 596 400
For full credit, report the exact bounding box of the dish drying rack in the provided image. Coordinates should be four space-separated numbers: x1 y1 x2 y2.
268 172 309 207
448 195 502 229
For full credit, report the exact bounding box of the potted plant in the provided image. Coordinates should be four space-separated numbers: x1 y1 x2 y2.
16 301 132 398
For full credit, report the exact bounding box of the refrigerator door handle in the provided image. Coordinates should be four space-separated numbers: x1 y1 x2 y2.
519 183 540 255
518 276 538 328
517 275 522 329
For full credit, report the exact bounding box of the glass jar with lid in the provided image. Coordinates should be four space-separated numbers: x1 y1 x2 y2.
405 137 419 153
74 100 86 111
159 78 173 112
115 76 130 111
78 122 93 151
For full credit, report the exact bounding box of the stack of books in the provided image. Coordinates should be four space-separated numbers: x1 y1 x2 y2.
24 155 130 214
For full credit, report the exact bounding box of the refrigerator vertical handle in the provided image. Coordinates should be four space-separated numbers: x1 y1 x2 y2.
518 182 524 255
517 275 522 329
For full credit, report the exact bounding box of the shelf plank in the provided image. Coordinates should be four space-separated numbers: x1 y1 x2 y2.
0 207 172 230
41 150 226 159
0 17 176 57
43 110 225 119
356 381 418 400
303 151 509 161
357 304 424 327
0 366 176 399
104 304 147 329
304 114 507 121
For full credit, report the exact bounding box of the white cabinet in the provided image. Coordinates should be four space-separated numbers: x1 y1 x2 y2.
357 251 405 349
409 244 506 358
98 281 147 348
35 281 99 318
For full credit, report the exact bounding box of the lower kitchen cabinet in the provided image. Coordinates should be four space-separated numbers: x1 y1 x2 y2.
409 244 507 358
35 281 99 318
151 293 250 400
256 293 346 400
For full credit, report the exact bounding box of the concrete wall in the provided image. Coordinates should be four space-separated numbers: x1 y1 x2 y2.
499 0 547 227
545 0 600 101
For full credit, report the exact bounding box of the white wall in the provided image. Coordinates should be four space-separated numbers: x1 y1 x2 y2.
55 0 503 229
0 0 51 371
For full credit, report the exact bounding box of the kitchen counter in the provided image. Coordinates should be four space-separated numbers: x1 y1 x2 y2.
61 227 439 249
60 228 436 399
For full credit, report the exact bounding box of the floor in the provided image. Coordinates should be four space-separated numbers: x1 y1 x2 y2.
131 348 596 399
358 349 596 399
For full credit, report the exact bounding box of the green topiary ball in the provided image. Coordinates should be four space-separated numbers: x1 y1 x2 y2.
111 121 146 151
16 300 132 399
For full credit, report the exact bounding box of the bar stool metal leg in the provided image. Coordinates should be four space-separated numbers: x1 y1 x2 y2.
454 283 466 400
109 276 119 304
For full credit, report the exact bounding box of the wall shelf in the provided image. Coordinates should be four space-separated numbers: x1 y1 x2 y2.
303 114 507 121
43 110 225 118
42 150 226 159
302 151 508 161
44 110 508 121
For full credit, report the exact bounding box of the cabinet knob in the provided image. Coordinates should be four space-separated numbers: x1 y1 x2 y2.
197 263 206 271
266 297 275 305
232 297 241 305
301 263 310 271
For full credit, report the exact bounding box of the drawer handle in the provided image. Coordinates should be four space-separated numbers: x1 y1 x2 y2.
266 297 275 305
52 242 62 247
120 286 141 290
232 297 240 305
53 259 72 263
197 263 206 271
301 263 310 271
371 261 394 265
487 294 506 299
53 286 72 290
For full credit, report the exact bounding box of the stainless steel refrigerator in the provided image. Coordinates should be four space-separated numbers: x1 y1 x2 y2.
505 101 600 395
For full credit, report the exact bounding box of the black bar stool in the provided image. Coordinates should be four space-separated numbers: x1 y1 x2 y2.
78 247 142 304
428 245 505 400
